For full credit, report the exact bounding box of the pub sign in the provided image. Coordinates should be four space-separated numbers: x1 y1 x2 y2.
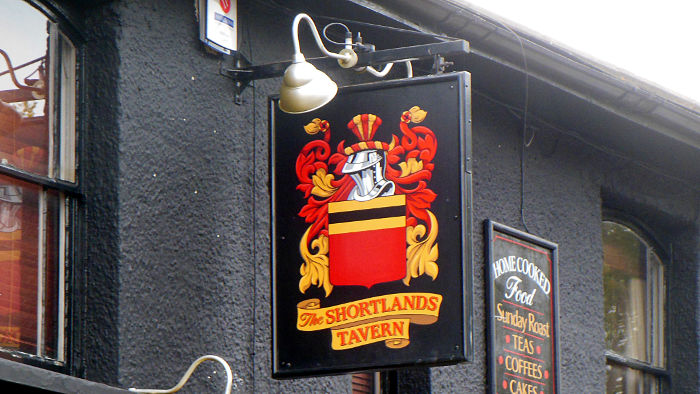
486 221 561 393
271 73 473 377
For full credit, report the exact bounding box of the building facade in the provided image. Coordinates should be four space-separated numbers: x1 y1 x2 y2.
0 0 698 392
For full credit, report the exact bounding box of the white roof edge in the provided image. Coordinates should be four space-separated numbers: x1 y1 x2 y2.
351 0 700 148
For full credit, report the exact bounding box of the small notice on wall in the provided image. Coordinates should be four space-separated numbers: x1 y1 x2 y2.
198 0 237 54
486 221 560 394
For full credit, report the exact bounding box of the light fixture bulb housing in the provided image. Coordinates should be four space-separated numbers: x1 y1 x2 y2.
278 58 338 114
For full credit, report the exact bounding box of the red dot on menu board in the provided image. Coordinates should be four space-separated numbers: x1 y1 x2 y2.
505 335 510 343
536 345 541 354
540 391 544 394
544 370 549 379
498 356 503 365
502 380 508 389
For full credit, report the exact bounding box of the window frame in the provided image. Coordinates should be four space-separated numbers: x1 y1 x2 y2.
0 0 84 373
602 211 670 390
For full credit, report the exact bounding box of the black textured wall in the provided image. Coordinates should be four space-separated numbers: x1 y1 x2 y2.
83 2 122 385
76 0 698 392
431 95 607 392
83 0 354 391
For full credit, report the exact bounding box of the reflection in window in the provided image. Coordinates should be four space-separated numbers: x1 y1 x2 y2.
0 1 77 364
603 221 666 393
0 1 76 181
0 176 60 358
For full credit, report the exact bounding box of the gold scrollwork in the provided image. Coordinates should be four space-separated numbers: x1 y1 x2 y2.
403 210 439 285
311 168 338 198
304 118 323 135
398 157 424 177
408 106 427 123
299 227 333 296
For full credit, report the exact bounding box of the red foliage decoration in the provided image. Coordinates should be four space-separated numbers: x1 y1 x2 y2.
295 109 437 247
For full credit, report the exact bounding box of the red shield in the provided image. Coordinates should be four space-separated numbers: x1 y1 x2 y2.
219 0 231 13
328 195 406 288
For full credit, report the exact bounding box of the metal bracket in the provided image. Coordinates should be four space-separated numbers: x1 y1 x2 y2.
432 55 454 75
222 40 470 105
221 53 252 104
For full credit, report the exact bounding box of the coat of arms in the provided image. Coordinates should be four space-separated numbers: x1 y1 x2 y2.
293 107 443 350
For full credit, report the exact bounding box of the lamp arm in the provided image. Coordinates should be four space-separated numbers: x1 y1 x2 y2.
0 49 42 92
291 13 351 63
405 60 413 78
128 355 233 394
365 63 394 77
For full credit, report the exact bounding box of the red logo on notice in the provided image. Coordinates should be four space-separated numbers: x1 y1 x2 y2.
220 0 231 13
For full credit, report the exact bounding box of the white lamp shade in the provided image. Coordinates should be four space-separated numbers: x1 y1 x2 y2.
279 60 337 114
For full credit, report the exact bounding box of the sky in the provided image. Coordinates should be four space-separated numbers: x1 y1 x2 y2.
0 0 47 113
0 1 46 89
458 0 700 106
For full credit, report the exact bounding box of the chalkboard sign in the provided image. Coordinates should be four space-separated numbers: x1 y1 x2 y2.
486 221 560 394
270 73 473 378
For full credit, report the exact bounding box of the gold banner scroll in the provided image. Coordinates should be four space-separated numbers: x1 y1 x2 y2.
296 292 443 350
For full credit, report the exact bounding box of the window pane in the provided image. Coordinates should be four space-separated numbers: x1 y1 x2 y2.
649 252 665 368
0 175 60 357
0 1 73 364
352 372 376 394
0 2 51 177
603 222 648 361
605 363 658 394
43 189 61 359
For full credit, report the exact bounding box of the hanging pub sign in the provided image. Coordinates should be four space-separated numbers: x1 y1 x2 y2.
271 72 473 378
486 221 560 394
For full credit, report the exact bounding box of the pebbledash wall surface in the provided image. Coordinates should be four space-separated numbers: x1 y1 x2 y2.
2 0 698 392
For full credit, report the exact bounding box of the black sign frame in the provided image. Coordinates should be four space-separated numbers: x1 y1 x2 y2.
485 220 561 394
270 73 473 378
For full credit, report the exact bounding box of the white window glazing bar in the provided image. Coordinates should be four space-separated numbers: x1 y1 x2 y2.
59 34 76 183
57 194 67 362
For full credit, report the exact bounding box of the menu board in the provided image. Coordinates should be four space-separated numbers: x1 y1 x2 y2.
486 221 560 394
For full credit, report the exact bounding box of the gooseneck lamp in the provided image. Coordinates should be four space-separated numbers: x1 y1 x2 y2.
220 13 470 111
279 13 358 114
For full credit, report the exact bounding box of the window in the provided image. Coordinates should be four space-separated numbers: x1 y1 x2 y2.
352 372 378 394
0 1 78 366
603 221 667 393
